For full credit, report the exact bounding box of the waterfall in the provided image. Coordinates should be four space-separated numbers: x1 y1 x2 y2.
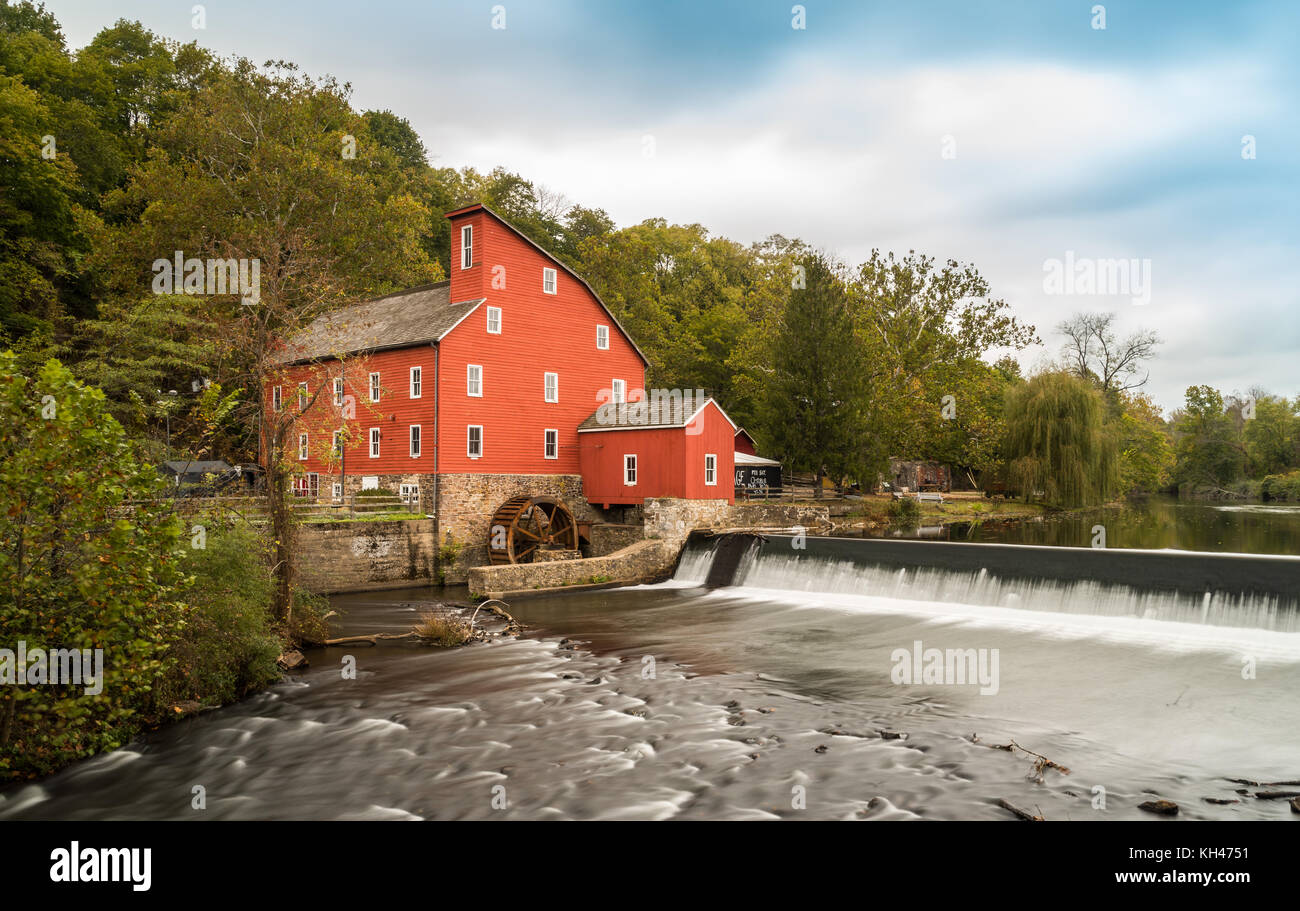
674 534 1300 634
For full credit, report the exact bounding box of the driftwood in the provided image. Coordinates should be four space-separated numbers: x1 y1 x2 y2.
996 798 1044 821
980 737 1071 783
323 632 419 646
1225 777 1300 787
319 600 521 647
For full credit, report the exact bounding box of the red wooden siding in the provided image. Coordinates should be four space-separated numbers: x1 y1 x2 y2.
267 347 436 476
578 401 736 506
437 207 647 475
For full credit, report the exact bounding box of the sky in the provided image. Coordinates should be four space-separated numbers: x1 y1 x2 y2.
45 0 1300 413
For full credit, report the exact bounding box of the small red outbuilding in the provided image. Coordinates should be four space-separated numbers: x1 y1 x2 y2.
578 397 736 507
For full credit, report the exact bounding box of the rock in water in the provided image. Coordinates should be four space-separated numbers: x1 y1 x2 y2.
1291 797 1300 815
1138 799 1179 816
277 650 308 670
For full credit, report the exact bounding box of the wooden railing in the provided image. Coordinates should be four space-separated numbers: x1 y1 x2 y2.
120 493 426 522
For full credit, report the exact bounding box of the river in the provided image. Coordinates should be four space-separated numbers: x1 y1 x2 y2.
860 495 1300 554
3 517 1298 821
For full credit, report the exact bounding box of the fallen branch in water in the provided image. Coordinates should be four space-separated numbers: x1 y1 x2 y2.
981 737 1071 783
323 632 418 646
996 798 1044 821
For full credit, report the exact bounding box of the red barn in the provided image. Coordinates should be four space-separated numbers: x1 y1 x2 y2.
578 397 737 507
267 203 736 577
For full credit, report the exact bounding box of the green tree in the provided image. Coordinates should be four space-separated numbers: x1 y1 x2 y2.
1003 371 1119 508
1242 392 1298 477
0 351 188 778
1114 390 1175 494
1171 385 1244 490
759 253 870 492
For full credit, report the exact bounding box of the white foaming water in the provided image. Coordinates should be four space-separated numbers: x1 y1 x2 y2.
672 537 719 583
676 540 1300 657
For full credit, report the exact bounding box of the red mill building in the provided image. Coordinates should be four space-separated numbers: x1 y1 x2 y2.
268 204 737 579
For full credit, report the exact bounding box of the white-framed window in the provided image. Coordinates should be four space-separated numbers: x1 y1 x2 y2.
410 366 422 398
399 482 419 505
467 364 483 397
410 424 421 458
272 385 282 412
332 482 342 501
333 377 344 406
298 433 309 461
369 372 381 402
543 267 557 294
332 429 342 457
298 382 308 410
544 428 558 459
624 454 637 486
486 306 502 334
369 427 381 458
467 425 483 459
544 371 558 403
596 325 609 349
612 378 626 404
705 453 717 486
461 224 473 269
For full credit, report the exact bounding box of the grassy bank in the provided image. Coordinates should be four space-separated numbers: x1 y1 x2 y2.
839 492 1050 531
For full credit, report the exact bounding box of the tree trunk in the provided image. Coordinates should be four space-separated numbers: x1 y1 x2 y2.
266 432 296 629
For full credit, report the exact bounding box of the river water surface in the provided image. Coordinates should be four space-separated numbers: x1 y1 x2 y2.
4 528 1298 822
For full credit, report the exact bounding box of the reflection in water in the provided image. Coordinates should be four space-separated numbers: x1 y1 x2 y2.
853 496 1300 555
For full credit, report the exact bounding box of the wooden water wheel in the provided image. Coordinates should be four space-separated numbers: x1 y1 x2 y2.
487 496 579 564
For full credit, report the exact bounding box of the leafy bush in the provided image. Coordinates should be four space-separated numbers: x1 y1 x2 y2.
887 497 921 521
1 354 188 779
1261 470 1300 501
151 522 282 710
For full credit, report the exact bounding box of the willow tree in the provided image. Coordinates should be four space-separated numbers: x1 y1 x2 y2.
1003 372 1118 508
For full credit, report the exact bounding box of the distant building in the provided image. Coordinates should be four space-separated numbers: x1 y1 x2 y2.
888 459 952 492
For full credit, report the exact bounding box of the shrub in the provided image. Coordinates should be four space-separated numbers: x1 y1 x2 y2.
414 608 472 647
887 497 921 521
151 522 282 711
355 487 396 498
1 354 188 779
1261 470 1300 501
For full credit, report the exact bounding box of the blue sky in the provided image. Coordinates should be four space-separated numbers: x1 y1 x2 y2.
47 0 1300 412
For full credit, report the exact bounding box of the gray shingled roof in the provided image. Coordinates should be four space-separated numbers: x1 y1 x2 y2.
577 397 736 432
275 282 482 364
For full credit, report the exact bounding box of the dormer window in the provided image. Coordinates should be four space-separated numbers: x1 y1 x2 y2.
461 225 473 270
543 267 557 295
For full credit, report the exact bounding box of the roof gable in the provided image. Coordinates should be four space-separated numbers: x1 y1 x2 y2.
444 202 650 367
577 395 737 433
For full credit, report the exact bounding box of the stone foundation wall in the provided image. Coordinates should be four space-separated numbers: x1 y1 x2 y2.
588 523 646 557
467 499 832 597
468 539 677 598
435 473 607 583
641 498 831 540
296 518 436 594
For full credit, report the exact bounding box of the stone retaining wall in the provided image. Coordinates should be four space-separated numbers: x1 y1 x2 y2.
468 499 832 597
468 539 678 598
296 518 436 594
